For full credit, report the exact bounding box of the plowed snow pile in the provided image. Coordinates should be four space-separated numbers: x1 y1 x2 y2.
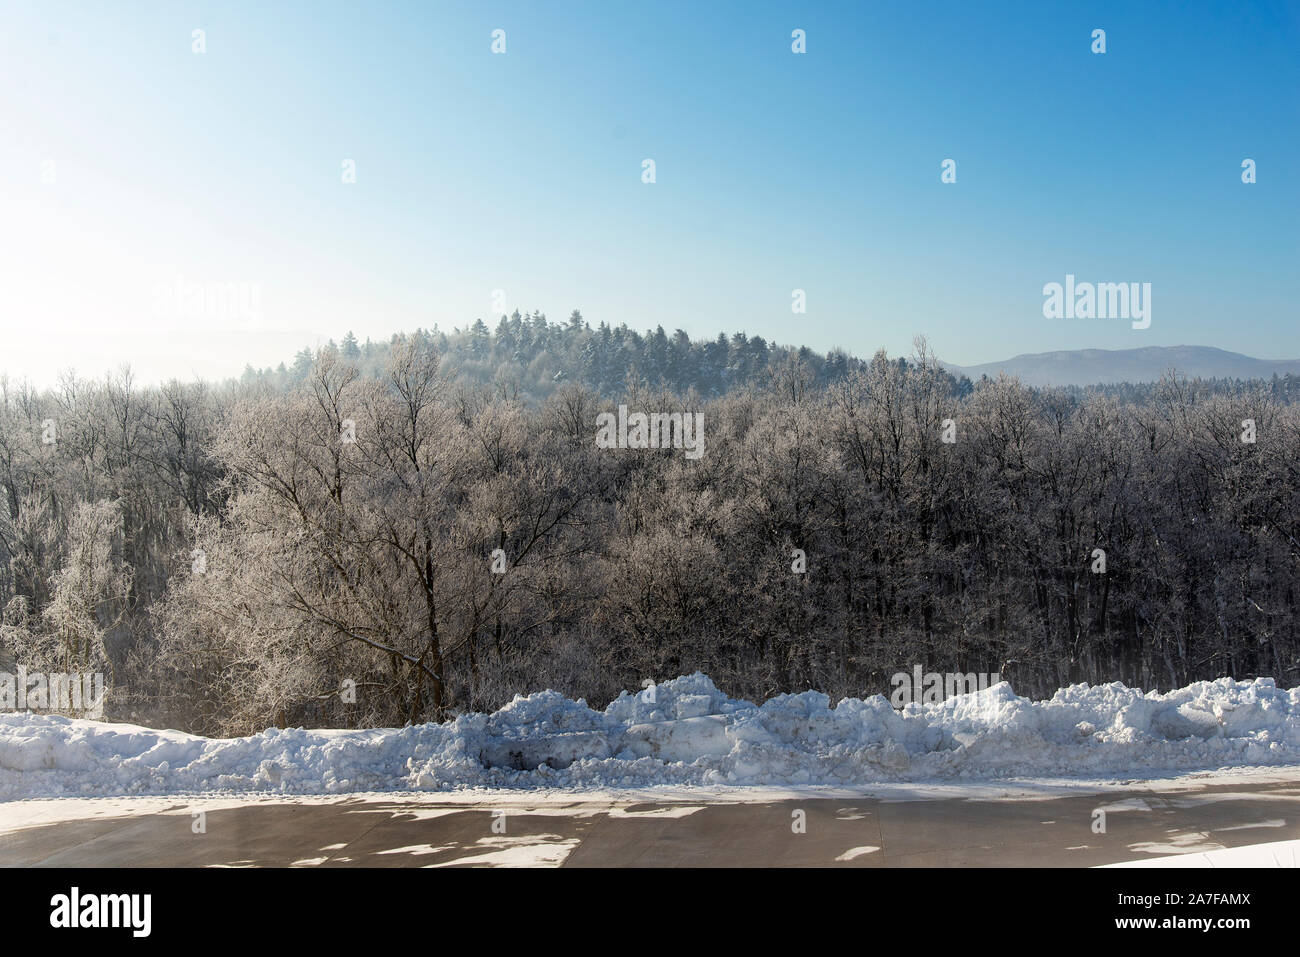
2 674 1298 798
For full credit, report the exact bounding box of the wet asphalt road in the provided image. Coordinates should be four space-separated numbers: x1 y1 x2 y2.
3 774 1299 867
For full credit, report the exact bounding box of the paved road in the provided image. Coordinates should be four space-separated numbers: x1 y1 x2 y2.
3 775 1299 867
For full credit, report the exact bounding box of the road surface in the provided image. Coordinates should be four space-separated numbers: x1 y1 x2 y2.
3 773 1299 867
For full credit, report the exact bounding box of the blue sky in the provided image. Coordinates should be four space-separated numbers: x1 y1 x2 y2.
1 0 1297 385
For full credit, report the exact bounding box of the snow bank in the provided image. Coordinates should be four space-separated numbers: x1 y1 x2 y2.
2 674 1299 798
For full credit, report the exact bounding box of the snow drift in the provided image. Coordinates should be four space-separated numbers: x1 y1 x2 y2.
2 674 1299 798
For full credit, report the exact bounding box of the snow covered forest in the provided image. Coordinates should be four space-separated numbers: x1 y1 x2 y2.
1 318 1299 735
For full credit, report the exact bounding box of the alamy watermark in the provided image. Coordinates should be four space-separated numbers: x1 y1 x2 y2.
152 274 261 327
0 667 105 719
890 665 1002 708
1043 274 1150 329
50 887 150 937
595 405 704 459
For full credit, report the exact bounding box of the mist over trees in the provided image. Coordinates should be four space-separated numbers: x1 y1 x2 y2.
254 310 866 402
2 322 1299 735
250 312 1300 405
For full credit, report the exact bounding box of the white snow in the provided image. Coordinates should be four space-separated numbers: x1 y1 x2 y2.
2 673 1299 798
835 845 880 861
1101 838 1300 867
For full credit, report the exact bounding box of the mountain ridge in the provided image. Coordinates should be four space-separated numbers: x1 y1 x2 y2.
942 345 1300 387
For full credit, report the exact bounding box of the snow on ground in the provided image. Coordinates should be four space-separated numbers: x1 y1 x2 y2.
1 673 1299 799
1101 838 1300 867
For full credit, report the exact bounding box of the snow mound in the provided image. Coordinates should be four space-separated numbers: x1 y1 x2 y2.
2 674 1298 798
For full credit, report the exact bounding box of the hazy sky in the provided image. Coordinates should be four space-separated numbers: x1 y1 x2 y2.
1 0 1297 386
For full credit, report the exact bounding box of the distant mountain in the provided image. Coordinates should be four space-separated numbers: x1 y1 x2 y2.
943 346 1300 388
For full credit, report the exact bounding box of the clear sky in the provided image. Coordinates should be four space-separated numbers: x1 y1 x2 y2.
1 0 1297 386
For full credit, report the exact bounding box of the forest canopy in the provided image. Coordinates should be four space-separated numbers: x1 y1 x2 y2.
2 320 1298 735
